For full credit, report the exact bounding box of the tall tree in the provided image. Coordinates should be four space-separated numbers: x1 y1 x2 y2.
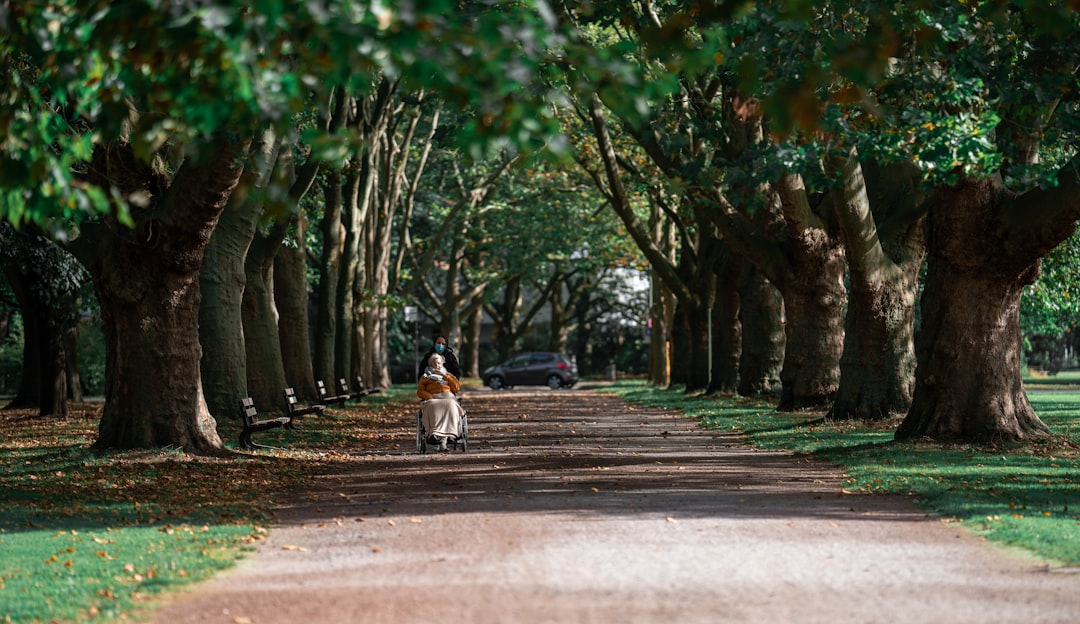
3 2 577 450
199 127 281 418
0 224 86 416
865 2 1080 443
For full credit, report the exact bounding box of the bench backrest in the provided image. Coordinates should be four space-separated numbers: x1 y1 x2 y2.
338 378 351 394
239 397 259 427
315 380 331 401
284 387 300 410
356 375 381 395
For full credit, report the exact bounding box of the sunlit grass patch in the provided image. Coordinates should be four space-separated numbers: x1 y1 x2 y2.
0 388 417 623
0 523 255 622
602 380 1080 565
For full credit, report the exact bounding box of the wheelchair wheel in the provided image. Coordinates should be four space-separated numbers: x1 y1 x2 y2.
416 411 427 454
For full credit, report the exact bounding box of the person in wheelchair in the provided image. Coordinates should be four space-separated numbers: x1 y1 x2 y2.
416 353 465 452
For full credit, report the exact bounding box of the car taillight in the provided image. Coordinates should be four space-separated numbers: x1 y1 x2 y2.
558 362 568 370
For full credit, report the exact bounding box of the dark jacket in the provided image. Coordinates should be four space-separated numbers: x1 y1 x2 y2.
421 346 462 378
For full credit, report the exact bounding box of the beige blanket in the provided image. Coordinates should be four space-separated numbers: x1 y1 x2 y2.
421 392 464 437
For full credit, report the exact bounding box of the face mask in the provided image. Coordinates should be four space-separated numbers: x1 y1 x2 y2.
435 344 445 354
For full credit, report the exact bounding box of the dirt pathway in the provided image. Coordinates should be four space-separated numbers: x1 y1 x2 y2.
147 386 1079 623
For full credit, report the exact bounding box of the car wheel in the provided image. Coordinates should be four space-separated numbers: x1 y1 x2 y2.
487 375 505 390
546 374 563 390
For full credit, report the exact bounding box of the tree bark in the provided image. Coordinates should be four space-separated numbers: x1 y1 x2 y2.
315 171 345 383
710 251 742 394
38 310 68 418
199 157 269 419
1 264 42 409
776 269 846 410
1 229 77 415
336 169 364 380
275 238 317 401
70 132 248 452
737 263 784 396
897 177 1054 443
461 300 485 378
63 324 83 402
242 228 289 412
828 154 925 420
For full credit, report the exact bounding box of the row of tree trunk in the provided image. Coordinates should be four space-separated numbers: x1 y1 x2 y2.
584 87 1080 444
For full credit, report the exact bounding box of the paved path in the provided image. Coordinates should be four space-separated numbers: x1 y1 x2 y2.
148 387 1080 623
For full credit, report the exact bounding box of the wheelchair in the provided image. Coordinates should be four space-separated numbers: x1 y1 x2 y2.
416 401 468 454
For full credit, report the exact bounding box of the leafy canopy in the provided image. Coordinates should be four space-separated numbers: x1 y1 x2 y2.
0 0 572 231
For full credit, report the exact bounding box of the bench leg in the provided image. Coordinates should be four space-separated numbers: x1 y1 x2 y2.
239 427 287 451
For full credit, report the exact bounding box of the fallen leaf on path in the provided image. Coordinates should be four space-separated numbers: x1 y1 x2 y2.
281 544 308 551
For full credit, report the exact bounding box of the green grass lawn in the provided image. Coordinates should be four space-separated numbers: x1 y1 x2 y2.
4 382 1079 622
0 389 417 624
604 380 1080 566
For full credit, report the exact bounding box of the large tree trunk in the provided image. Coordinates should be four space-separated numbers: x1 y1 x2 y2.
673 296 714 393
199 193 261 420
315 171 345 383
897 178 1053 443
336 169 363 380
777 281 845 410
63 324 83 403
275 240 317 401
737 264 784 396
242 231 289 412
766 177 847 411
775 249 846 411
1 231 76 415
199 127 279 420
93 271 222 450
829 154 925 421
38 311 68 418
71 133 248 452
710 251 742 394
830 267 920 420
2 265 42 409
647 271 674 387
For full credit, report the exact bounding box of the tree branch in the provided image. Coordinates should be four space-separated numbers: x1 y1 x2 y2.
1004 154 1080 258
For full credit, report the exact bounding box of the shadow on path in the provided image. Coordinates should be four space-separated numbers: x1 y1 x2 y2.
147 388 1080 624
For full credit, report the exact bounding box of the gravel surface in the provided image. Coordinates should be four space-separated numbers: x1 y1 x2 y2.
147 385 1080 623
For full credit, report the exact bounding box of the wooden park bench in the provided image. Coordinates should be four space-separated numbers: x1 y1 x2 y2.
237 396 292 450
283 387 325 419
316 379 351 407
338 375 381 401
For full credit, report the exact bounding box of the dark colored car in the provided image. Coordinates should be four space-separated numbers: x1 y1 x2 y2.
483 352 578 390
